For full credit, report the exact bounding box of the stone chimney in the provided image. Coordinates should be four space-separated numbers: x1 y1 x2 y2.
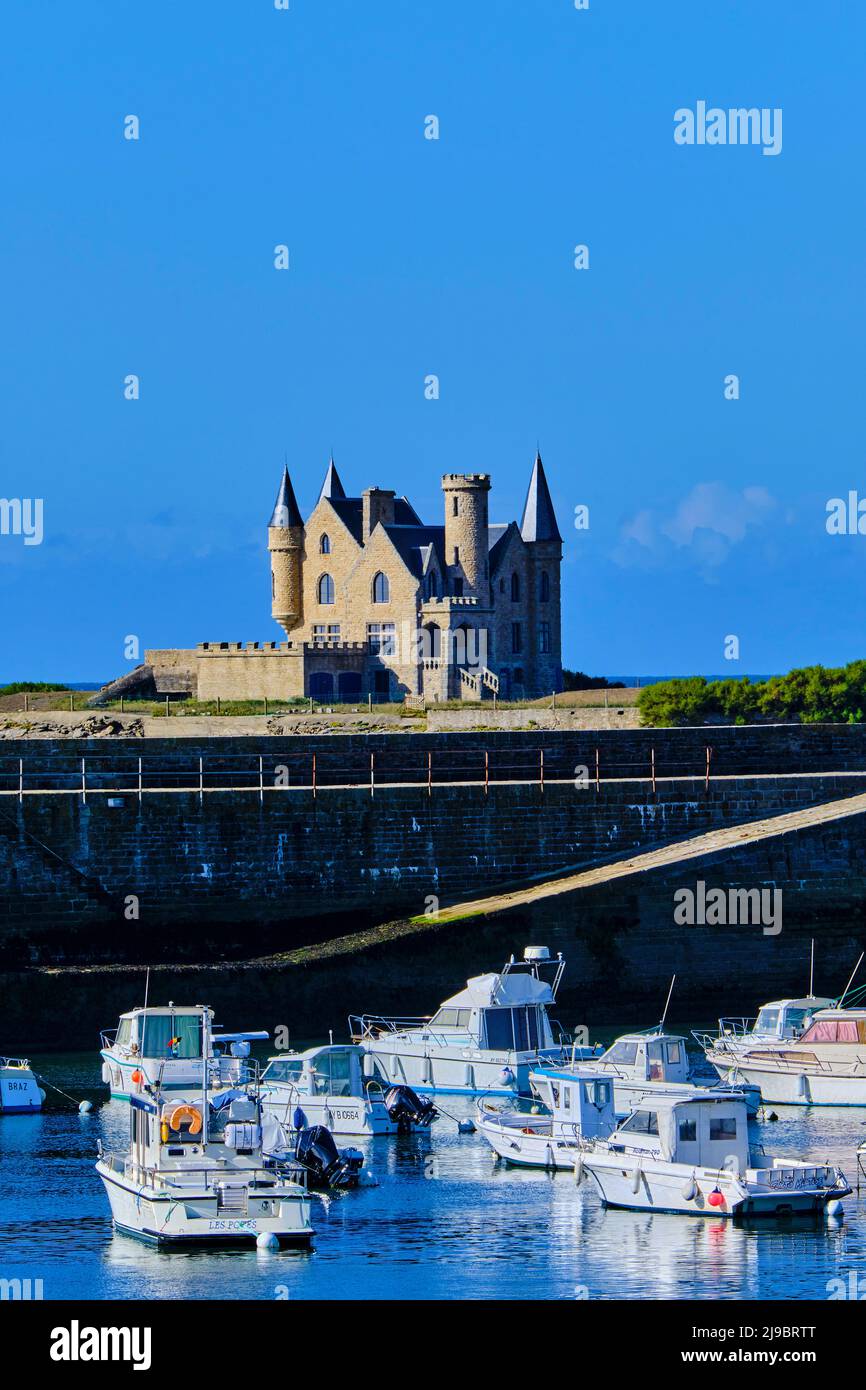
362 488 396 542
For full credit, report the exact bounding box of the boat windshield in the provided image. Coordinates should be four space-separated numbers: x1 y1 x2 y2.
600 1039 639 1067
429 1008 473 1032
619 1109 659 1135
754 1008 781 1034
262 1058 304 1084
115 1018 134 1049
140 1014 203 1059
483 1006 546 1051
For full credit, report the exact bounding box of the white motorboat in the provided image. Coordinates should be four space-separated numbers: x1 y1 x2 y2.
0 1057 45 1113
259 1043 437 1136
542 1028 762 1117
96 1015 313 1248
350 946 585 1095
693 995 834 1071
100 1003 268 1100
708 1007 866 1107
477 1070 616 1169
577 1092 851 1218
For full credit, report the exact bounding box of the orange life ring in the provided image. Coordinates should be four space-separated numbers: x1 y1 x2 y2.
166 1103 203 1135
521 1126 537 1135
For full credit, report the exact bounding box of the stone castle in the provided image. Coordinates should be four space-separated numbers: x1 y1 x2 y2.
131 453 563 704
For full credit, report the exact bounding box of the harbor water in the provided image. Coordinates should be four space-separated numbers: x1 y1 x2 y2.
2 1049 865 1301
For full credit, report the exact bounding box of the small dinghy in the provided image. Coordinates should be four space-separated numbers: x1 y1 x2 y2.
0 1057 44 1114
577 1092 851 1218
259 1044 438 1135
477 1071 616 1170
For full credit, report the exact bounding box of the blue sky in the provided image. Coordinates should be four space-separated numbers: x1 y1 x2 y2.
1 0 864 682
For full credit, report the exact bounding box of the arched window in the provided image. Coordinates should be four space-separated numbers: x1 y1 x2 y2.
317 573 335 605
511 572 520 602
539 571 550 602
372 571 390 603
320 534 331 554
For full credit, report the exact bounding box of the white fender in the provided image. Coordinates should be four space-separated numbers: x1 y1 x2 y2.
796 1074 810 1102
681 1176 698 1202
422 1056 432 1085
574 1156 585 1184
631 1164 642 1194
362 1052 374 1078
101 1063 111 1085
464 1063 474 1089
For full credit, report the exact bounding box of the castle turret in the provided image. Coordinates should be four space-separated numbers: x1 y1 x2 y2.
442 473 491 597
520 451 563 692
268 465 304 636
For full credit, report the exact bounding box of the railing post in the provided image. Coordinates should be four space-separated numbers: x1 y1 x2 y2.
370 752 375 798
199 757 204 806
427 750 432 798
138 756 142 805
485 750 489 795
259 754 264 804
81 757 86 804
651 747 656 794
18 758 23 805
595 747 600 793
705 745 712 792
312 753 317 800
165 695 170 718
540 748 545 794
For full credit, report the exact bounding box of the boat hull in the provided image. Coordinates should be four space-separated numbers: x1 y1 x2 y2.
364 1044 569 1096
580 1154 847 1218
711 1059 866 1107
0 1066 43 1113
97 1164 314 1248
478 1116 577 1170
261 1090 401 1136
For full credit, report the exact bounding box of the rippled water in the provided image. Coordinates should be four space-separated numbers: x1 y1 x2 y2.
2 1051 865 1301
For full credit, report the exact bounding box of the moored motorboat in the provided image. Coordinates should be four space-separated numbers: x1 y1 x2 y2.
350 946 585 1095
95 1015 313 1248
100 1003 267 1100
692 995 834 1072
577 1092 851 1218
0 1056 45 1114
706 1007 866 1107
259 1043 437 1136
477 1070 615 1169
539 1028 761 1117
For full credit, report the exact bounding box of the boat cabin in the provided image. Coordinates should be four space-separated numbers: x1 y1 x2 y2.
592 1031 691 1084
610 1093 751 1170
262 1045 365 1098
795 1008 866 1045
528 1070 616 1140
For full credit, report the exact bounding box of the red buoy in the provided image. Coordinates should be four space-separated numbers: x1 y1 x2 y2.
707 1187 726 1208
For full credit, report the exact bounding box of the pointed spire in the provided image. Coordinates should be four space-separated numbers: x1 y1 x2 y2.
269 464 303 528
520 451 562 543
319 455 346 503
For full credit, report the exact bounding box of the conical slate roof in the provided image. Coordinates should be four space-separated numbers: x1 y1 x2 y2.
269 465 303 528
319 456 347 502
520 452 562 543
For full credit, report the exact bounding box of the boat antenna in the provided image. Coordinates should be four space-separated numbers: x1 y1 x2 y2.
143 966 150 1013
809 939 815 998
659 974 676 1032
839 952 865 1007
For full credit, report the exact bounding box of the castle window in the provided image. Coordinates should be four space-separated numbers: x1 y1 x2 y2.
511 622 522 654
538 621 551 654
511 572 520 602
317 573 335 605
452 577 464 597
499 579 505 594
539 571 550 602
372 571 390 604
367 622 396 655
313 624 340 643
452 496 459 517
513 667 524 686
320 534 331 555
453 546 460 565
423 572 438 600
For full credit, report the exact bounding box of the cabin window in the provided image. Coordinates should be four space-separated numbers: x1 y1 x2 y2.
562 1085 571 1111
312 1051 352 1097
602 1040 639 1067
318 573 335 604
756 1008 781 1033
678 1119 697 1143
320 534 331 554
584 1080 611 1108
785 1009 813 1031
116 1018 133 1048
666 1041 682 1065
483 1007 541 1051
431 1008 472 1030
709 1117 737 1141
620 1109 659 1135
262 1058 303 1083
141 1014 202 1059
800 1020 859 1044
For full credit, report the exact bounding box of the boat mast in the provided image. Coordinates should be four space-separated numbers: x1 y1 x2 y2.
659 974 676 1032
839 952 865 1007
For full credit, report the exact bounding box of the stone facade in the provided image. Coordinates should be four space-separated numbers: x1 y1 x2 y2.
143 454 564 703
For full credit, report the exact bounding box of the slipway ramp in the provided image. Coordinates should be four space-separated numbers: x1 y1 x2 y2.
422 789 866 926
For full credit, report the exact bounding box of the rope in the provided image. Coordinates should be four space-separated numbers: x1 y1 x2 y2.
37 1075 90 1107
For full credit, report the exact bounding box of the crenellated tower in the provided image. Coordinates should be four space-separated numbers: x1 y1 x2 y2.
268 465 304 636
442 473 491 597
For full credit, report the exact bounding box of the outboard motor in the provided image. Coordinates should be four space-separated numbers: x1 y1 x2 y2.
294 1125 364 1190
384 1085 438 1132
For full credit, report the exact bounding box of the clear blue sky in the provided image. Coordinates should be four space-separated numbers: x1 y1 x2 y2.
2 0 864 682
